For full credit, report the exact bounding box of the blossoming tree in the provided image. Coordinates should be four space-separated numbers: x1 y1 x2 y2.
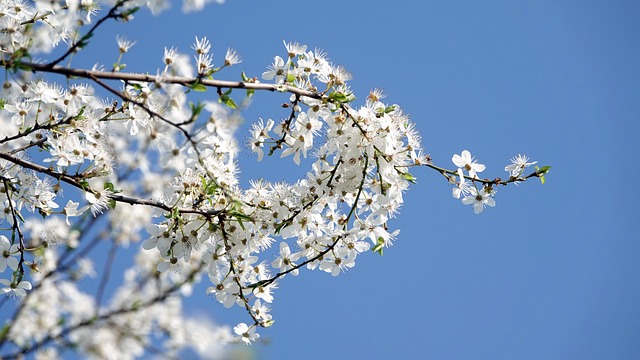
0 0 550 358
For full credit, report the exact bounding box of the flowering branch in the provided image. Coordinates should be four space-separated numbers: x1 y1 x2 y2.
0 0 549 356
10 62 322 100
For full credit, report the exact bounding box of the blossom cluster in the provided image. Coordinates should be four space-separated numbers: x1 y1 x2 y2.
449 150 539 214
0 0 546 357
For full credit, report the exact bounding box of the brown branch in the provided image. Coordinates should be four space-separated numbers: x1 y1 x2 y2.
424 162 541 186
17 62 323 100
0 151 222 217
46 1 130 67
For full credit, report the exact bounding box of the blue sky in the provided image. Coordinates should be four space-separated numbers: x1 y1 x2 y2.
66 1 640 359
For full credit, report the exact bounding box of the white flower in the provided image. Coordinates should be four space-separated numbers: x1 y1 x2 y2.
252 299 273 324
0 235 19 272
505 154 537 177
452 150 486 178
162 47 193 76
452 168 472 199
192 36 211 55
85 189 113 216
63 200 86 225
249 118 274 161
319 247 355 276
272 242 300 275
116 34 136 53
3 101 31 126
262 56 288 83
196 52 214 76
0 278 32 298
283 40 307 58
224 48 242 66
233 322 260 345
461 187 496 214
26 81 61 104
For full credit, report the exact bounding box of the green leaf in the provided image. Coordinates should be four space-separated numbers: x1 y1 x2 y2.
372 237 385 256
77 33 94 49
187 101 205 123
535 165 551 184
219 94 238 109
230 211 253 222
190 101 205 116
190 82 207 92
400 171 417 184
0 323 10 342
328 91 356 104
384 105 397 114
122 6 140 18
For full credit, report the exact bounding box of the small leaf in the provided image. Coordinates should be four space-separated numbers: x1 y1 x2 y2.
0 323 10 342
104 182 115 192
219 94 238 109
384 105 397 114
535 165 551 184
400 171 417 184
230 212 253 222
188 101 205 123
372 237 385 256
190 82 207 92
190 101 205 117
122 6 140 17
328 91 356 104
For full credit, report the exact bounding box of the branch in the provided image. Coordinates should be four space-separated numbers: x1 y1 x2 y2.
2 264 204 360
424 162 543 186
46 1 130 67
0 151 222 217
16 62 323 100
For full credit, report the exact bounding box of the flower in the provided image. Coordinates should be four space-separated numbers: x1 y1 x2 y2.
0 278 32 298
116 34 136 53
505 154 537 177
452 150 486 178
63 200 86 225
272 242 300 275
233 322 260 345
192 36 211 55
249 118 275 161
162 47 193 76
196 53 214 76
3 101 31 127
85 188 113 216
26 81 61 104
452 168 471 199
283 40 307 58
0 235 19 272
224 48 242 66
461 187 496 214
262 56 288 83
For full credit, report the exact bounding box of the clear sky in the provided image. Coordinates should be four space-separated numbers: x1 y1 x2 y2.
71 1 639 359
